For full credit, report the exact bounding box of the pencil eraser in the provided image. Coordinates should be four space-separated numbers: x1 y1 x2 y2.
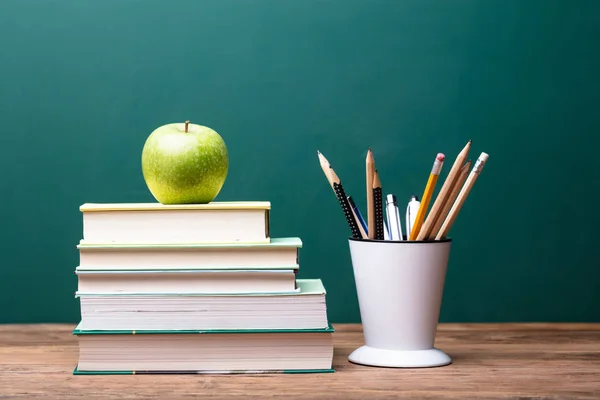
479 152 489 162
436 153 445 162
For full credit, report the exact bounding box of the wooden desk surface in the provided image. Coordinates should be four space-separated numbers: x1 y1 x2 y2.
0 323 599 399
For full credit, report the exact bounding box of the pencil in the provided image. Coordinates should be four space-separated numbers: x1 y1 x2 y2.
366 148 376 239
316 151 362 239
417 140 471 240
409 153 445 240
317 150 333 190
429 159 471 239
372 170 384 240
329 166 363 239
435 152 489 240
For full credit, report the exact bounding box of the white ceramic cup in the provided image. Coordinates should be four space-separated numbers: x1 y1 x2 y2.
347 237 452 368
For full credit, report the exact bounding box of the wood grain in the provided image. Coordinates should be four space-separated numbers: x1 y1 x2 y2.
1 323 599 399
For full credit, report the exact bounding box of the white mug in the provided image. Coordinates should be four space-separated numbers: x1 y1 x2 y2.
347 237 452 368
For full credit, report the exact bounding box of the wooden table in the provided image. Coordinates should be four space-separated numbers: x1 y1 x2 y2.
1 323 599 399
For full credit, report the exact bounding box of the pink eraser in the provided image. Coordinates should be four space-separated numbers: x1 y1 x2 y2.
436 153 445 161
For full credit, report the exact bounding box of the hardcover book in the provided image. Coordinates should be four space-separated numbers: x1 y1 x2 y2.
80 201 271 245
75 268 299 295
76 279 329 331
73 325 335 374
77 237 301 270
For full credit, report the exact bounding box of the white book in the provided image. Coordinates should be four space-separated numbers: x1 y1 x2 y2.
73 325 334 374
76 279 328 331
79 201 271 245
75 269 298 295
77 237 301 270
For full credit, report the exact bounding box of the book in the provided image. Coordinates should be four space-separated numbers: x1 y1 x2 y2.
76 279 329 331
75 268 298 295
77 237 301 270
79 201 271 245
73 325 334 374
73 366 334 375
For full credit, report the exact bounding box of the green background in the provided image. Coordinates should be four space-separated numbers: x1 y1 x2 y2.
1 0 598 324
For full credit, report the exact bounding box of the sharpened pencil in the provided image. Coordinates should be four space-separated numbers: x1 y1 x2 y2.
366 148 376 239
317 150 333 190
417 140 471 240
372 170 384 240
429 159 471 239
316 150 362 239
329 166 362 239
436 152 489 240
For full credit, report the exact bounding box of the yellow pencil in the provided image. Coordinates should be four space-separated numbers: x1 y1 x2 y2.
435 152 489 240
417 140 471 240
366 148 376 239
409 153 445 240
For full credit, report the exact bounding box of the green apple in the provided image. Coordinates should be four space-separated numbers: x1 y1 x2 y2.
141 121 229 204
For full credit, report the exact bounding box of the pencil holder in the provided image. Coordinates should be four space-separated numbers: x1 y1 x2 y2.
347 237 452 368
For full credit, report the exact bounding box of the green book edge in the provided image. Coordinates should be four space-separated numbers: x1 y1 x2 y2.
80 201 271 212
74 278 324 298
73 323 334 335
77 237 302 250
73 366 334 375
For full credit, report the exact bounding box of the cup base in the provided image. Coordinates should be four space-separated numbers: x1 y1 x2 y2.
348 346 451 368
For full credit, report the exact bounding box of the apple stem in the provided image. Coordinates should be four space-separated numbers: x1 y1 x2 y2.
185 120 190 133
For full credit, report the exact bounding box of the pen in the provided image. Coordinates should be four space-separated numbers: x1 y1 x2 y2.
347 195 368 239
406 195 420 239
385 194 403 240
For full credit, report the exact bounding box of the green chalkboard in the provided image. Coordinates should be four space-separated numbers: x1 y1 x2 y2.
0 0 599 323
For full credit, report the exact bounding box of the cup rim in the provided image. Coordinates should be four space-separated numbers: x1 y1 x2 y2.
348 236 452 244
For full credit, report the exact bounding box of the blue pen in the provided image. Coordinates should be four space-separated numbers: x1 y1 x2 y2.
347 196 368 235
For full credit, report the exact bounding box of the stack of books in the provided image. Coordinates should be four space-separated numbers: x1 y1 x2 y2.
72 201 334 375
